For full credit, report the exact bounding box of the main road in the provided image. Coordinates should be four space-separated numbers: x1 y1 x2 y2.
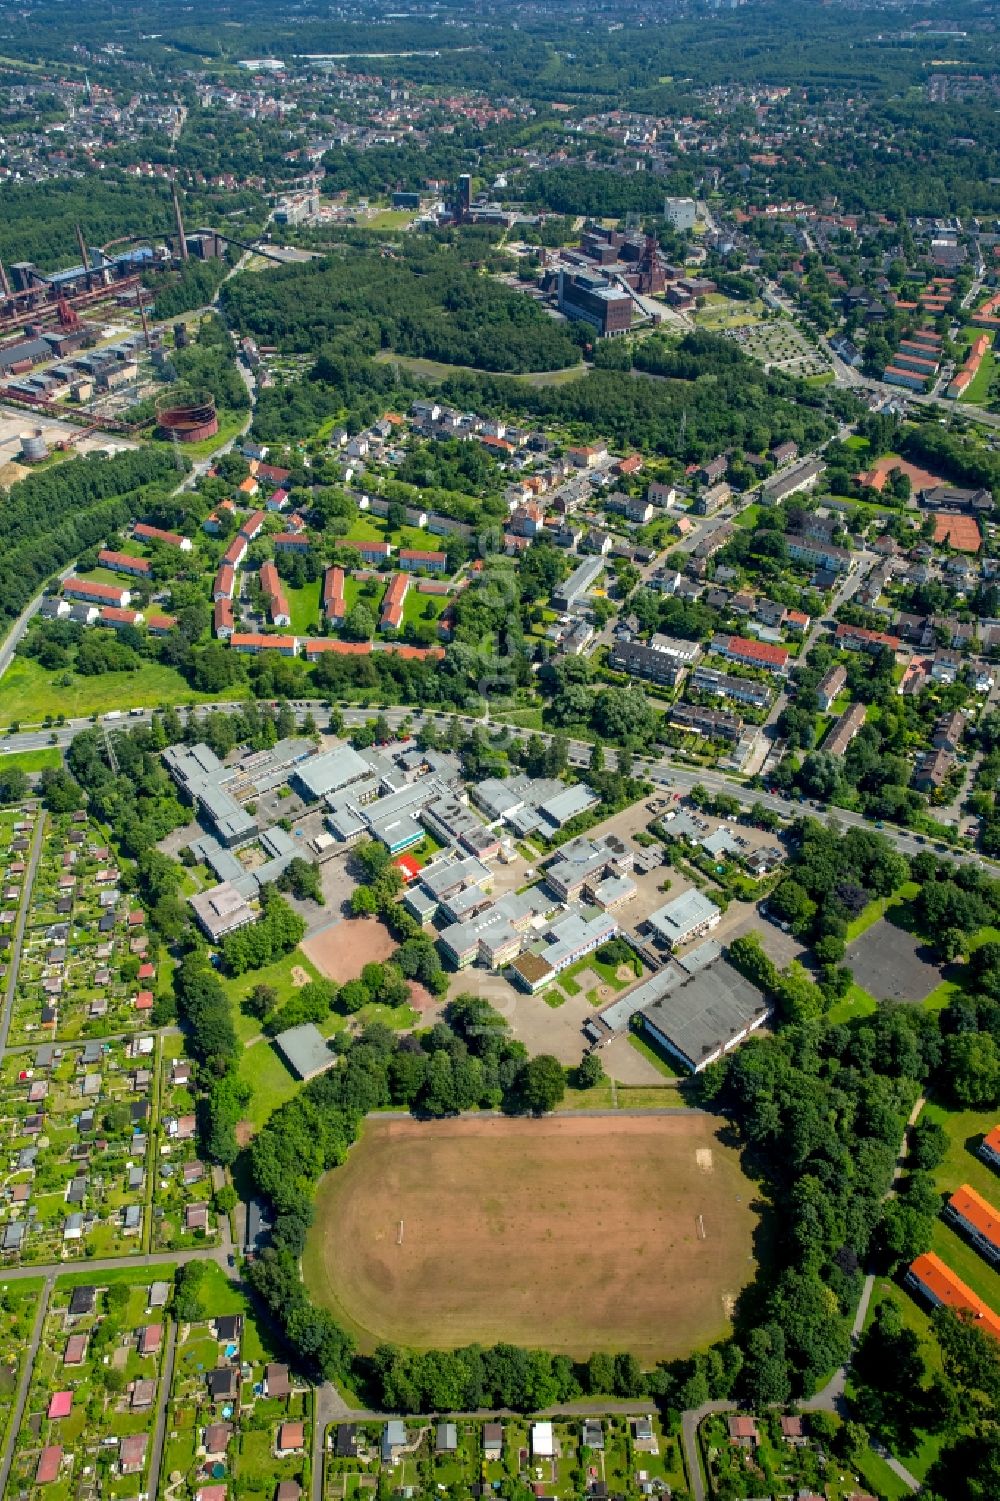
0 699 984 872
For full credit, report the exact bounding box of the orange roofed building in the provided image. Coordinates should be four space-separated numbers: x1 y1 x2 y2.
380 574 409 631
979 1125 1000 1172
907 1252 1000 1339
946 1184 1000 1266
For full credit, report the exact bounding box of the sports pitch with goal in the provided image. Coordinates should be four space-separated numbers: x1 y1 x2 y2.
302 1112 758 1360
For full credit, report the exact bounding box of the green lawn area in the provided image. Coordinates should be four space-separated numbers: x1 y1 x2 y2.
0 656 240 725
917 1098 1000 1309
922 1100 1000 1217
365 209 416 228
75 565 131 587
844 434 870 452
846 881 920 943
826 982 878 1025
693 294 764 331
850 1282 948 1485
0 746 62 772
962 349 997 404
237 1038 299 1129
734 503 763 529
929 1215 1000 1313
853 1447 916 1501
345 515 386 542
920 927 1000 1013
392 525 438 552
373 349 587 385
56 1262 176 1288
221 949 325 1045
285 579 321 636
342 575 380 618
401 589 448 630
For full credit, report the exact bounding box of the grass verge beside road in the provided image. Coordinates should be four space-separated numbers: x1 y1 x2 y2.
0 656 237 723
0 746 62 772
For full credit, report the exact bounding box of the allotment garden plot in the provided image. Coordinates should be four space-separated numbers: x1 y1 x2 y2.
152 1035 221 1252
0 1036 155 1262
8 1276 170 1501
11 812 162 1046
305 1113 758 1361
163 1292 310 1501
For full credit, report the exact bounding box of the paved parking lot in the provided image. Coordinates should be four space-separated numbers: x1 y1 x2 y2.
847 919 943 1003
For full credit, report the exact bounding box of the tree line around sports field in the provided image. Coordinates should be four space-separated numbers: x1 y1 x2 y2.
48 713 1000 1475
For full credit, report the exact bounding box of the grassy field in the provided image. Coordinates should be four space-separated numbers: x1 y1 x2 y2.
285 579 321 636
220 949 325 1046
826 982 878 1026
304 1112 757 1359
962 350 997 405
365 209 417 229
628 1030 681 1078
401 590 448 630
911 1100 1000 1311
694 294 764 331
0 746 62 772
237 1037 300 1130
0 656 237 724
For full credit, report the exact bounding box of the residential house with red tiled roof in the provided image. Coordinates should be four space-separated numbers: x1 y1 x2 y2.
63 577 131 608
380 574 409 631
231 634 298 656
99 550 151 578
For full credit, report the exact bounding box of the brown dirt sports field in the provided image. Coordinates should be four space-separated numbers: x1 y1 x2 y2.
302 1113 758 1360
302 918 397 982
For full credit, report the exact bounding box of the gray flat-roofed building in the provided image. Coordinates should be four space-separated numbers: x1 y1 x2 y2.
538 783 600 830
661 810 704 842
189 882 258 942
242 737 314 795
3 1221 26 1250
403 885 439 924
638 957 770 1072
589 873 637 910
677 938 722 973
291 745 373 803
325 800 368 843
274 1023 336 1081
553 556 604 610
595 965 681 1036
545 833 632 901
419 855 492 902
647 888 721 949
703 827 741 859
163 743 257 848
188 835 245 887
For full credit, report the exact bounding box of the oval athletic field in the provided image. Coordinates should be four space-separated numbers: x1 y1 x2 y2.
302 1112 758 1361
